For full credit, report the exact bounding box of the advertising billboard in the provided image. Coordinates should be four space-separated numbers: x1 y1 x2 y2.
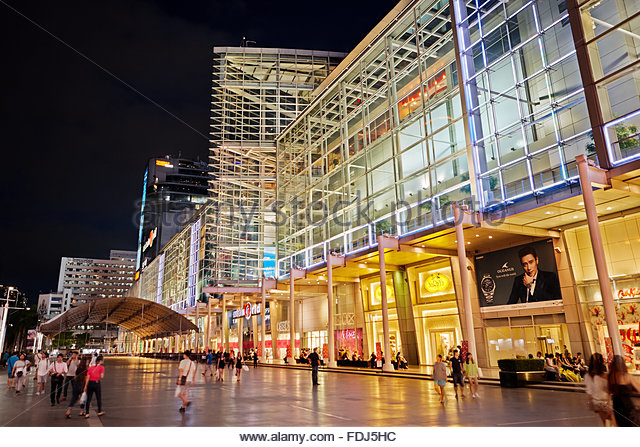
474 239 561 307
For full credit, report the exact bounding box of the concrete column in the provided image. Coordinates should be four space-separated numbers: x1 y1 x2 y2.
289 269 296 364
327 255 339 367
261 282 267 362
453 204 478 361
576 155 622 355
377 235 395 372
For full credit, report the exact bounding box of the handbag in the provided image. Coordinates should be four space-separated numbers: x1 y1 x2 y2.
179 360 193 385
242 365 249 372
80 392 87 404
16 371 23 378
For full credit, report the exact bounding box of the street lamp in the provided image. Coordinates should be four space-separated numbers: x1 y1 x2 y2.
0 287 14 354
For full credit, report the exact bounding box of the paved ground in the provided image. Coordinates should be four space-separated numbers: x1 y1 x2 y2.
0 357 602 427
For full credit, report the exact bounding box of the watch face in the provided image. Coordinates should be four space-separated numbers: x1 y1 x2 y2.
481 276 495 293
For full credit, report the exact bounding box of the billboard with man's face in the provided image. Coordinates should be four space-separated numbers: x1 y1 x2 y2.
474 239 562 307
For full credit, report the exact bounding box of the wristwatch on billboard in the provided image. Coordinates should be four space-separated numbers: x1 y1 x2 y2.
480 274 496 304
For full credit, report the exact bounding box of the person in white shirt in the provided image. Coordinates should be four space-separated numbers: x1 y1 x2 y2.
176 350 196 413
12 353 29 394
49 354 68 406
63 352 79 401
33 350 43 382
35 352 50 395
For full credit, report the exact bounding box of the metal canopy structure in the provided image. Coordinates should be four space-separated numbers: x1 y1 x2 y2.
39 297 198 339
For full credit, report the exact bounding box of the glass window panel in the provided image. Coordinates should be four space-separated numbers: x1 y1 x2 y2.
487 56 515 94
507 4 537 46
548 55 582 98
431 154 469 194
497 125 527 164
531 147 564 188
430 126 456 161
367 135 394 168
476 137 499 172
397 115 426 152
493 90 522 130
523 114 558 153
555 95 590 140
502 159 531 198
484 24 510 66
597 68 640 122
399 141 428 178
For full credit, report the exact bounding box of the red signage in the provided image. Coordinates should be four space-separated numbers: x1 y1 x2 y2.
286 344 291 358
376 342 382 361
461 340 469 361
257 343 262 357
604 337 613 364
617 288 640 299
243 302 252 319
322 343 328 359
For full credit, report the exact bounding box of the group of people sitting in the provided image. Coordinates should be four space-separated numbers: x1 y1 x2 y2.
539 349 588 382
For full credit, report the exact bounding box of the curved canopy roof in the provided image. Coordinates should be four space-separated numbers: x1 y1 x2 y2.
40 297 198 339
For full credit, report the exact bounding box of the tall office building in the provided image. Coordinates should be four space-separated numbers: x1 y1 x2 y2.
136 155 210 270
206 47 345 287
58 250 137 305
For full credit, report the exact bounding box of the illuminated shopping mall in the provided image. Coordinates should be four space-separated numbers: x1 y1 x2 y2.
47 0 640 378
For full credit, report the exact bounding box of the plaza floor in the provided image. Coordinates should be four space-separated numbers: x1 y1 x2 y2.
0 357 602 427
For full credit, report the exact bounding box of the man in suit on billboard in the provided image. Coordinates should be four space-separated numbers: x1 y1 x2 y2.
508 246 561 304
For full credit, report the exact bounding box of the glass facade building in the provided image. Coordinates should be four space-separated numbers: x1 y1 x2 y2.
207 47 344 287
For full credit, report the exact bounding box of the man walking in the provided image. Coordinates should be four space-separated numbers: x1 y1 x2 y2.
308 347 320 386
7 352 19 389
202 349 214 377
63 352 79 401
49 353 68 406
449 349 465 399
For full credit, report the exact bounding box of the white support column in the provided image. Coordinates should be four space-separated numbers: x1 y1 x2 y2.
206 298 211 351
289 268 306 363
238 297 244 357
576 155 622 355
377 235 397 372
453 203 478 361
327 255 345 368
223 297 229 352
261 281 267 362
195 303 200 354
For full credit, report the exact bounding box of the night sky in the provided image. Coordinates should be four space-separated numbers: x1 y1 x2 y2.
0 0 392 302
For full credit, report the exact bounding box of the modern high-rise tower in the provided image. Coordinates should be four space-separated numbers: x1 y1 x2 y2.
205 47 345 288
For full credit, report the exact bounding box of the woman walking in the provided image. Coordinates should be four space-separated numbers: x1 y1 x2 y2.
608 355 640 427
235 353 243 382
65 357 88 418
83 355 105 418
433 354 448 404
176 351 196 412
584 353 613 426
464 352 480 398
217 351 226 382
12 353 28 394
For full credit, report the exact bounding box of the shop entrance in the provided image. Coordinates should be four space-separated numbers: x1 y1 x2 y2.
430 329 457 360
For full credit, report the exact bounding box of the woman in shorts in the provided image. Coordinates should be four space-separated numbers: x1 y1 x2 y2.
433 354 448 404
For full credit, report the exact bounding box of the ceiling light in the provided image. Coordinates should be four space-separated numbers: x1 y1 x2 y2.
573 215 578 219
475 234 479 237
606 207 612 210
488 236 493 239
467 241 471 245
545 211 552 215
578 201 584 206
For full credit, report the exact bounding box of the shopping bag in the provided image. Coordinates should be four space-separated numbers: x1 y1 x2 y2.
242 365 249 372
80 392 87 404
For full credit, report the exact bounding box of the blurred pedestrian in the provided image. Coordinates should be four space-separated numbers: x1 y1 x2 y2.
235 353 243 382
449 349 465 398
84 355 105 418
63 351 79 401
253 350 258 368
308 347 320 386
65 356 88 418
203 349 214 377
35 352 50 395
49 354 68 406
433 354 448 404
176 351 196 412
584 353 613 426
12 353 28 394
216 351 226 382
608 355 640 427
7 352 19 389
464 352 480 398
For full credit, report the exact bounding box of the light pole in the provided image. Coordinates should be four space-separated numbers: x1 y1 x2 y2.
0 287 14 353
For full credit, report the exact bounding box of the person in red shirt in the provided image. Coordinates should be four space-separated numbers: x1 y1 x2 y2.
83 355 105 418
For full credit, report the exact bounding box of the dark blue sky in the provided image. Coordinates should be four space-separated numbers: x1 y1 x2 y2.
0 0 392 302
